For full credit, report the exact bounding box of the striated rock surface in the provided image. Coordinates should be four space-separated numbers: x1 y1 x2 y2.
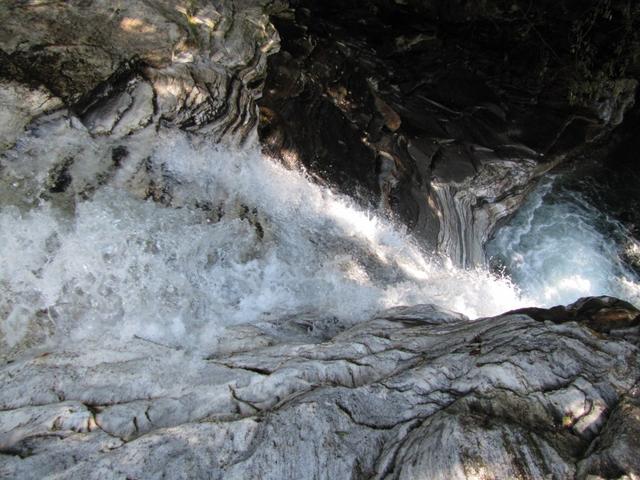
258 0 639 266
2 1 638 266
0 0 285 147
0 298 638 479
0 0 288 214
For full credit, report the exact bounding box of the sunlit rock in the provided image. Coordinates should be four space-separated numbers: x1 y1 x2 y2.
0 0 285 144
0 81 62 151
0 302 638 479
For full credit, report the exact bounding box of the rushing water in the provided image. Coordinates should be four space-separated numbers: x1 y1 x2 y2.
487 175 640 307
0 131 525 353
3 128 640 354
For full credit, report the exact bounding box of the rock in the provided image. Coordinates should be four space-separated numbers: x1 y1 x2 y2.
512 296 640 342
577 382 640 479
0 300 638 478
0 0 286 146
1 2 640 478
81 77 154 137
0 81 62 151
2 1 637 268
431 151 538 266
0 0 293 217
591 79 638 129
373 95 402 132
257 0 639 266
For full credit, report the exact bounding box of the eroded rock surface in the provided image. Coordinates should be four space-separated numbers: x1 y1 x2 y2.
2 2 640 479
0 0 288 221
1 1 638 268
0 298 638 479
0 0 285 147
258 1 639 266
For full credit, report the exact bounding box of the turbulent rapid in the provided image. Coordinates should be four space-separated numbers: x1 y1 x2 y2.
4 126 640 356
488 175 640 307
1 131 525 353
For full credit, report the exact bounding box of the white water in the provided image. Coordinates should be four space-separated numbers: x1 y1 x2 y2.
1 131 526 353
487 176 640 307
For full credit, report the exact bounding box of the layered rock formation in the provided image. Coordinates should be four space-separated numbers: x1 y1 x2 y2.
2 1 638 266
258 0 639 266
0 0 285 217
0 0 286 217
0 0 284 144
1 298 639 479
0 0 296 365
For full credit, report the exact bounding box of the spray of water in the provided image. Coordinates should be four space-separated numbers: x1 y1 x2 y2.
487 176 640 307
1 131 526 352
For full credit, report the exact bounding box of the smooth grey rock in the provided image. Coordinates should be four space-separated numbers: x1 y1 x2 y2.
432 152 539 266
81 77 155 137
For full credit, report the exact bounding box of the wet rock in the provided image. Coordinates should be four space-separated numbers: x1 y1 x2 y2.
2 0 637 267
0 81 62 151
512 295 640 341
1 3 639 478
81 77 154 137
0 0 287 212
0 299 638 479
258 1 638 266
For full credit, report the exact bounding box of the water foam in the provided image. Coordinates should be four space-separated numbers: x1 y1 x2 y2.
1 131 526 352
487 176 640 307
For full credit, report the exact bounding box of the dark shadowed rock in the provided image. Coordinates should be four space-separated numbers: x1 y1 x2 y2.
258 0 639 266
577 382 640 479
512 295 640 342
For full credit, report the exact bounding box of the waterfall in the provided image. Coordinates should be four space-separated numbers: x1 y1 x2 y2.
4 125 640 357
0 131 526 354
